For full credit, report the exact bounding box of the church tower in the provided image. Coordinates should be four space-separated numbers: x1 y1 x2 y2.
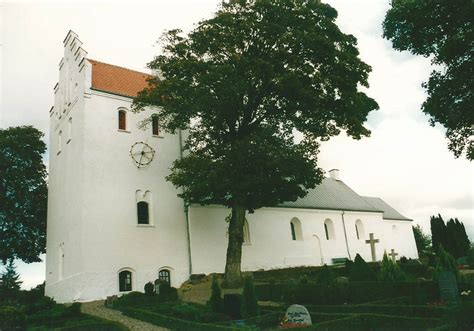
45 31 191 302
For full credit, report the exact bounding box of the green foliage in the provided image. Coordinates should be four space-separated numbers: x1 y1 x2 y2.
435 245 459 281
113 292 160 308
383 0 474 160
1 259 22 292
467 247 474 266
223 294 241 319
256 281 438 305
316 264 336 284
133 0 377 285
379 252 407 282
208 275 224 313
241 275 259 318
350 254 376 281
413 225 432 257
144 281 155 296
0 306 26 330
430 214 470 258
62 302 82 318
0 126 48 263
158 283 179 302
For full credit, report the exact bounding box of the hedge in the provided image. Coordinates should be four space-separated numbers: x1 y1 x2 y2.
121 307 246 330
255 281 438 304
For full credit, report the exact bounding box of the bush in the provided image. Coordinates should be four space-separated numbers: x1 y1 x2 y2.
379 252 407 282
350 254 376 281
317 265 336 284
208 275 223 313
0 305 26 330
158 284 179 302
62 302 82 318
435 245 459 281
144 282 155 296
223 294 241 319
255 281 439 305
26 295 56 314
241 275 259 318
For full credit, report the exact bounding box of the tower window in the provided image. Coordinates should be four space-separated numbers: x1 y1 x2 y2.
152 115 159 136
119 270 132 292
137 201 149 224
118 110 126 130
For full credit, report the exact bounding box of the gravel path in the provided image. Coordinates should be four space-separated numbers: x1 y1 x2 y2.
81 300 169 331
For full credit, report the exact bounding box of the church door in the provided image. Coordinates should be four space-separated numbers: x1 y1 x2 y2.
313 235 323 265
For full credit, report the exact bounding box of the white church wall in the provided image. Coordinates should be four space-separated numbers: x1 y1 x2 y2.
190 206 418 275
46 32 90 296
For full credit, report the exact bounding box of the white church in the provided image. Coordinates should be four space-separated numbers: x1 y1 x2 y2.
45 31 419 303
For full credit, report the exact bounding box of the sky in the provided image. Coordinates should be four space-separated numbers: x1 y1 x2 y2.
1 0 472 289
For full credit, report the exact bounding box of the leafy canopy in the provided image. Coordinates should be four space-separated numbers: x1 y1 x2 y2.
0 126 48 263
134 0 378 210
383 0 474 160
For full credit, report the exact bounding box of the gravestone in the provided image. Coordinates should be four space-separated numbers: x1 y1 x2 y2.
365 233 380 262
281 304 312 327
438 271 460 303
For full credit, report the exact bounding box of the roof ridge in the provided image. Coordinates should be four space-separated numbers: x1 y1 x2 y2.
87 58 151 77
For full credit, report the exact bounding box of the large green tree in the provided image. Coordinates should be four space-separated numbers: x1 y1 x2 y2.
383 0 474 160
412 224 431 257
134 0 378 286
0 126 48 263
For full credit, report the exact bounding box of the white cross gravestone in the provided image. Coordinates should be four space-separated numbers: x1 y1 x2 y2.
365 233 380 262
389 249 398 262
281 304 312 327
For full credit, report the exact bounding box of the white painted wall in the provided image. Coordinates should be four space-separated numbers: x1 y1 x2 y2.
189 205 418 275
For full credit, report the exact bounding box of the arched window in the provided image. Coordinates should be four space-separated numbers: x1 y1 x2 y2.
324 219 335 240
392 225 399 237
118 109 127 130
243 219 251 244
152 115 159 136
119 270 132 292
158 269 171 286
355 219 365 240
290 217 303 241
137 201 149 224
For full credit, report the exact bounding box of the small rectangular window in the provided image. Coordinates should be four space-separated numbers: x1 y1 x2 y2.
118 111 126 130
152 116 159 136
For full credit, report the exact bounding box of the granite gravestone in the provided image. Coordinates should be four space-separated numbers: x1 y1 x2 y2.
282 304 312 327
438 271 460 303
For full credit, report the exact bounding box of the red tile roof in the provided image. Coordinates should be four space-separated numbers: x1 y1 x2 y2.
88 59 151 98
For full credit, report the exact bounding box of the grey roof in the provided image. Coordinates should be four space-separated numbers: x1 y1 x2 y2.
278 178 411 221
362 196 411 221
279 178 381 213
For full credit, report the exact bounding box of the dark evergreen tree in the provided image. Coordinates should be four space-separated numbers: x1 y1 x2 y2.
378 252 406 282
133 0 378 287
430 214 447 253
208 275 224 313
435 245 459 281
1 260 22 292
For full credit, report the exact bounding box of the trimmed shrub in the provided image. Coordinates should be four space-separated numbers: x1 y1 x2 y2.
208 275 224 313
379 252 407 282
317 264 336 284
0 305 26 330
144 282 155 296
435 245 460 281
158 284 179 302
223 294 241 319
241 275 259 318
62 302 82 318
350 254 376 281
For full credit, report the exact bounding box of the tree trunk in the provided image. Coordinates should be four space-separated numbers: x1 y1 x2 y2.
223 204 246 288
